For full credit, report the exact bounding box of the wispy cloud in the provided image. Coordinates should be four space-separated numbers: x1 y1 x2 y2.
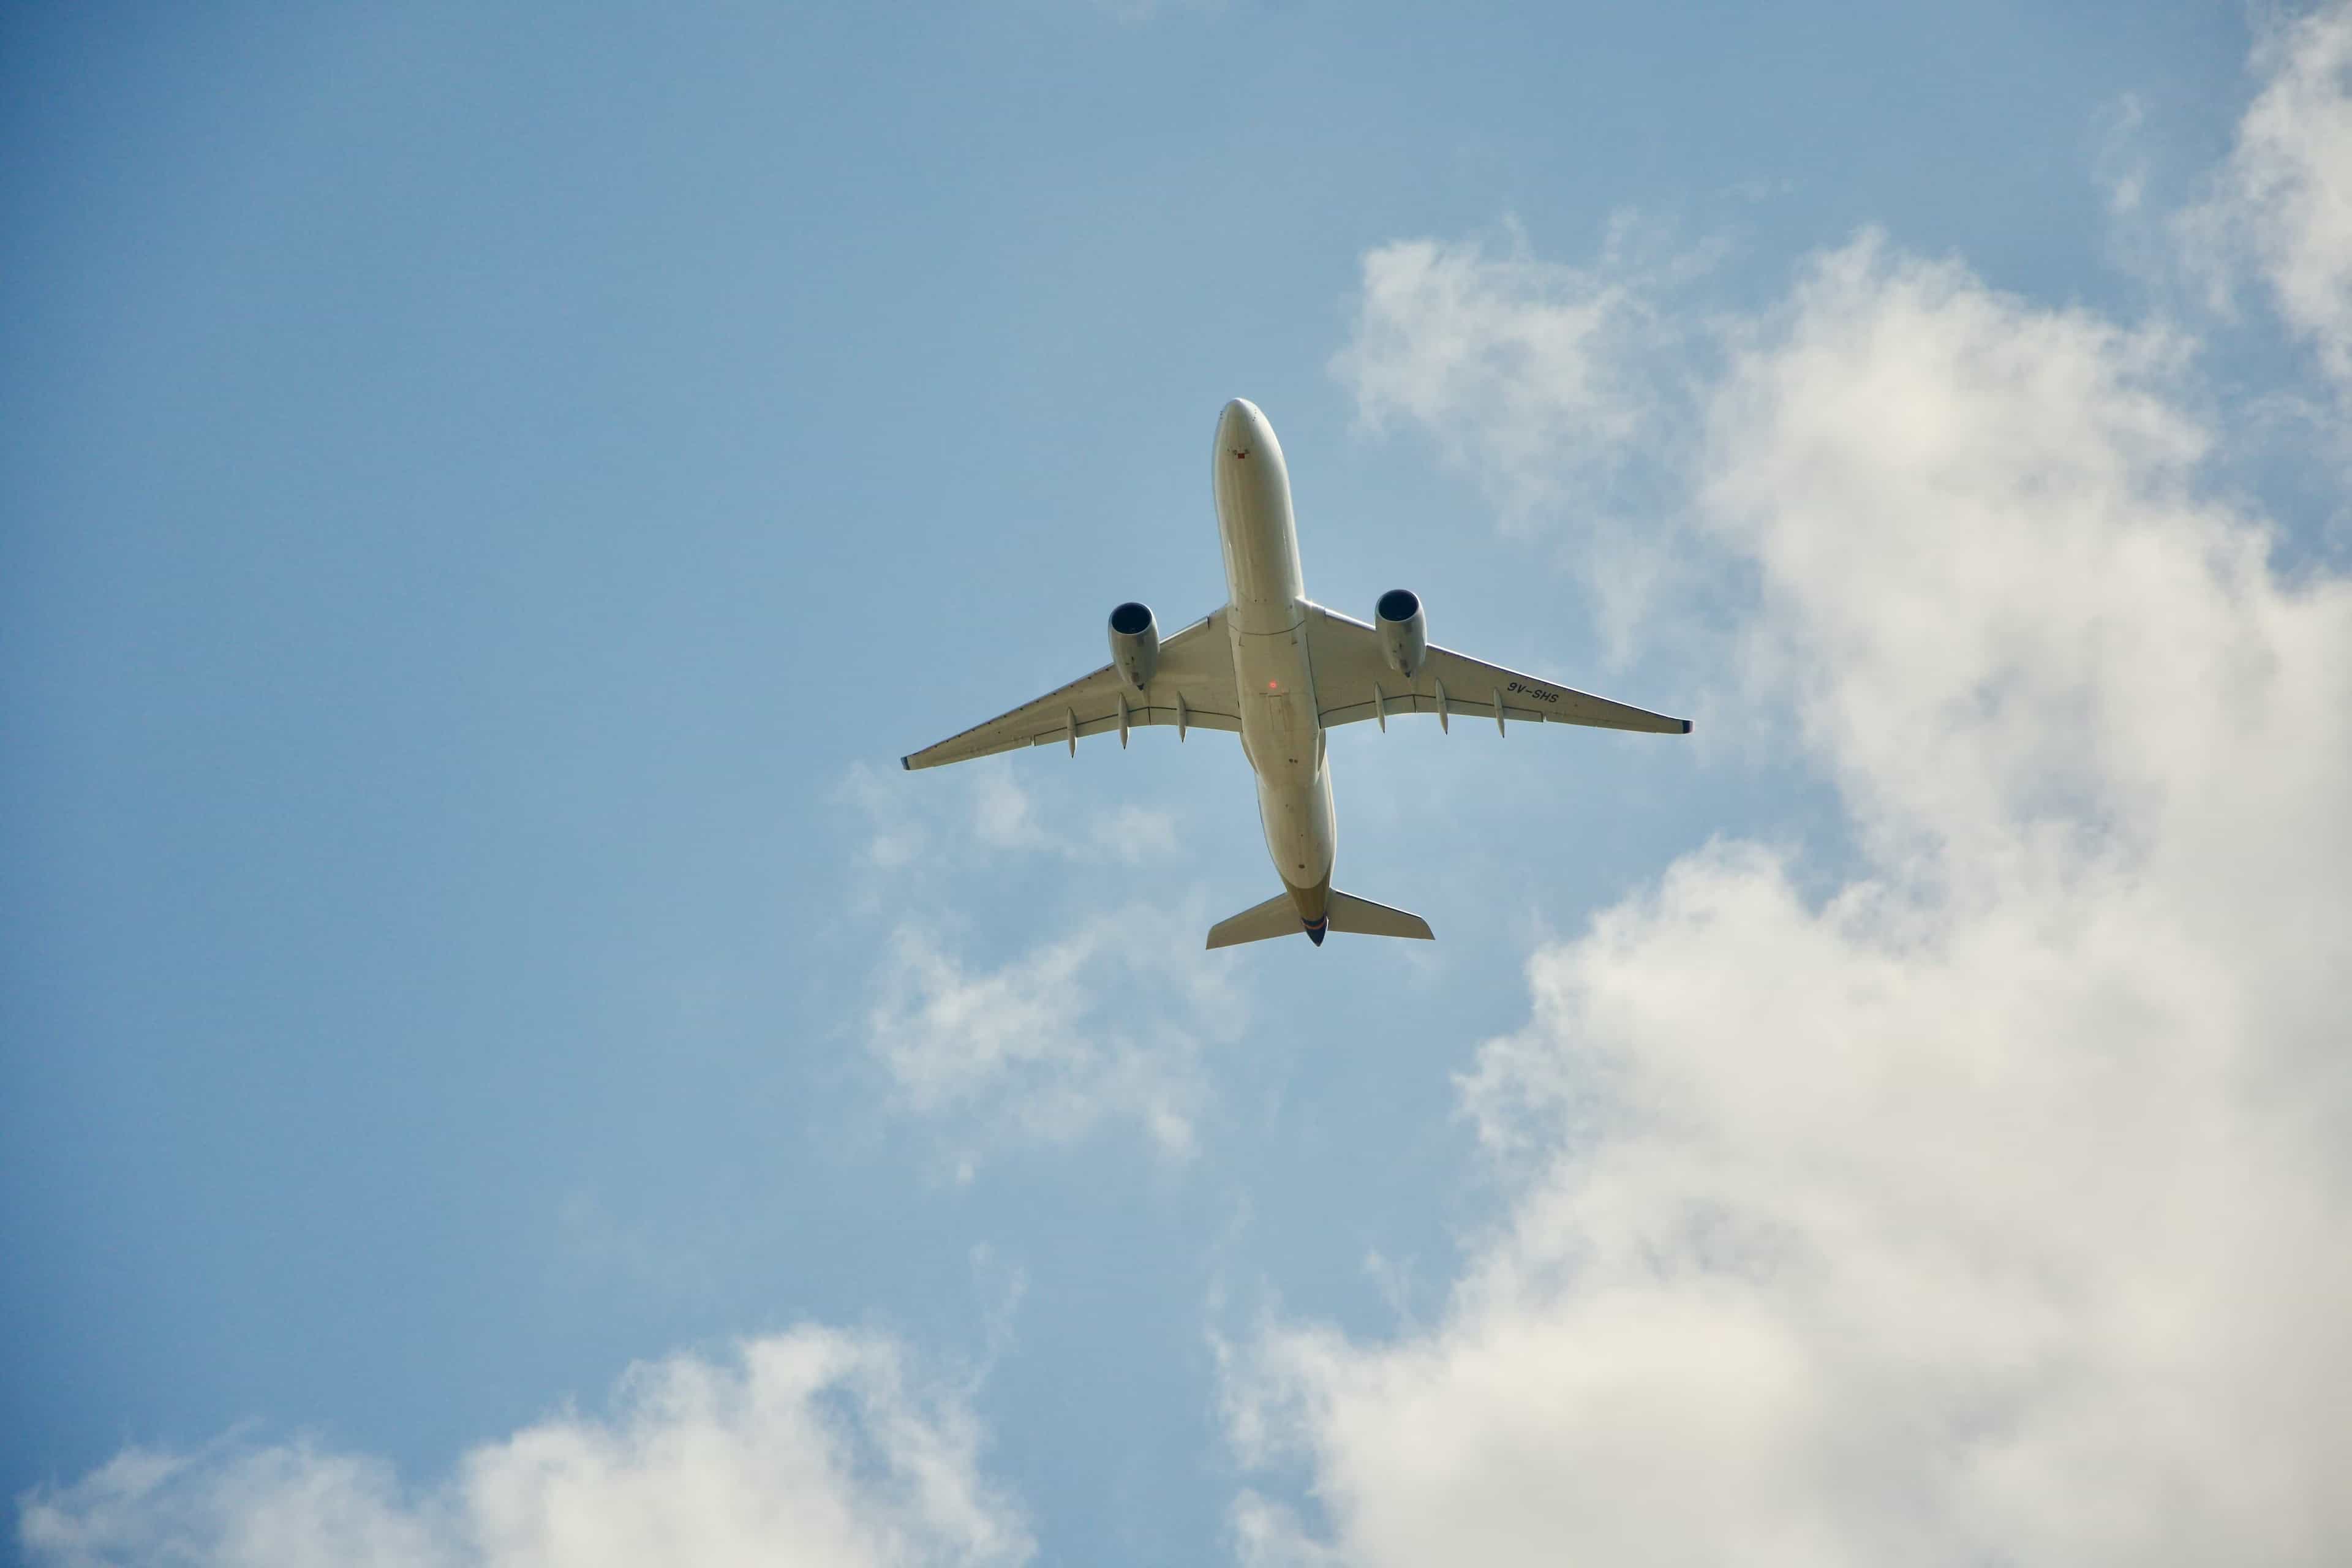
867 902 1238 1163
843 761 1182 879
840 761 1233 1163
21 1328 1031 1568
1232 208 2352 1566
1331 215 1713 528
1333 220 1646 517
1328 216 1729 663
965 767 1181 864
2185 0 2352 385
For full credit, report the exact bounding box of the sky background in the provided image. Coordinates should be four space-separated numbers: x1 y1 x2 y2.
6 4 2349 1566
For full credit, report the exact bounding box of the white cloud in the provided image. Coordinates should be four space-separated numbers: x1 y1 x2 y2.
968 767 1039 852
845 757 1217 1160
850 761 1180 875
2193 0 2352 383
866 902 1239 1159
1230 229 2352 1565
20 1328 1031 1568
967 767 1180 864
1329 219 1735 663
2095 94 2150 217
1230 1491 1346 1568
1330 217 1701 526
839 761 933 876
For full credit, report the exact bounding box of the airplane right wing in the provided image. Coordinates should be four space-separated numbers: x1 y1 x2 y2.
903 610 1242 770
1303 603 1691 735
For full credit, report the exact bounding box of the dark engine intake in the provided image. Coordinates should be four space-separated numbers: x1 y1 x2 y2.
1109 600 1159 691
1374 588 1427 677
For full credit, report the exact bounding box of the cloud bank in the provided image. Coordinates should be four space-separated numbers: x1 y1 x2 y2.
21 1328 1030 1568
1237 19 2352 1566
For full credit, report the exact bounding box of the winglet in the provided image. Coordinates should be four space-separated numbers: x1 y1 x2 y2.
1681 720 1694 734
900 755 913 769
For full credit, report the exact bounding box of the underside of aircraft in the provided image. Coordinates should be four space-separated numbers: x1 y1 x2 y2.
905 401 1690 948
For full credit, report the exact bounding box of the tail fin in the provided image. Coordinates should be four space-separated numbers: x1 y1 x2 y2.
1204 888 1435 949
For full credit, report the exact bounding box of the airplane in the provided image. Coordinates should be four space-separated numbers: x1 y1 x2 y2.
903 399 1691 949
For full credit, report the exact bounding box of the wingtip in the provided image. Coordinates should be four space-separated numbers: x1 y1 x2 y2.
1680 718 1694 734
900 755 913 770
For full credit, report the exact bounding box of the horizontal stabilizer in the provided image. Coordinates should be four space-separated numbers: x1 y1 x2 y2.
1204 888 1435 949
1324 889 1434 941
1205 891 1300 949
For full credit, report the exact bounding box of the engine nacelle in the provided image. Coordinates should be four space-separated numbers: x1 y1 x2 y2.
1374 588 1427 677
1109 601 1159 691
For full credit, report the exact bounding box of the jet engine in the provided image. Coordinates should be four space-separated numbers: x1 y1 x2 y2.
1109 601 1159 691
1374 588 1427 677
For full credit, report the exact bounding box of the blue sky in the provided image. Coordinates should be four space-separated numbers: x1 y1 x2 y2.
7 4 2351 1565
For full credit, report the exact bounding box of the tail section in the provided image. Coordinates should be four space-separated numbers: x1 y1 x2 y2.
1205 891 1300 949
1325 889 1435 941
1205 888 1434 949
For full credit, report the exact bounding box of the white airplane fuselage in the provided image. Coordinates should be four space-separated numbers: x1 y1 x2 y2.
1211 399 1337 929
902 396 1691 947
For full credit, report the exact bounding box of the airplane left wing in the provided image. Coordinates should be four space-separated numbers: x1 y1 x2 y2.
1303 603 1691 736
903 610 1242 769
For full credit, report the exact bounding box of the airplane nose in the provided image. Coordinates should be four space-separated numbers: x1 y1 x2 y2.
1218 398 1265 453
